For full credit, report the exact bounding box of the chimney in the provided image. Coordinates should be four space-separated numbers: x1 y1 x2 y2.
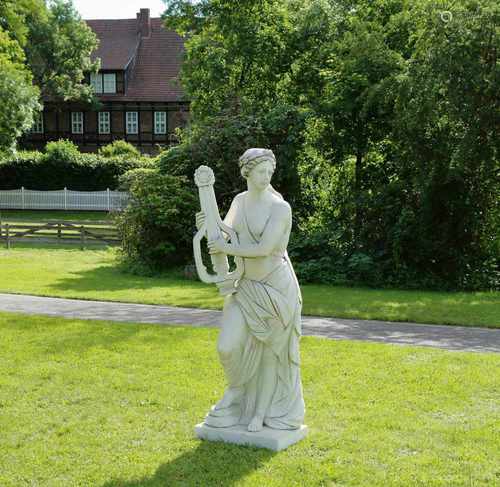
137 8 150 38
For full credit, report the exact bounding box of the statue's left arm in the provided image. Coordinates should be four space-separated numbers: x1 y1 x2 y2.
209 202 291 258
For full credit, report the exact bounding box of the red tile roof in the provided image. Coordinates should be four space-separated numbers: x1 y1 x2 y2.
86 17 187 102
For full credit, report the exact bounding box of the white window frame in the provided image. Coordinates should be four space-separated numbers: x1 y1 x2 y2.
98 112 110 134
71 112 84 134
90 72 116 94
103 73 116 94
126 111 138 134
154 111 167 134
90 72 103 93
31 112 44 133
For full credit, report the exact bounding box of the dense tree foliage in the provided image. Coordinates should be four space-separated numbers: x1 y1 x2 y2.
390 1 499 288
0 0 98 153
122 0 498 289
0 27 40 153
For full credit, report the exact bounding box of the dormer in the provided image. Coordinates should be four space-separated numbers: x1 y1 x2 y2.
85 9 186 103
89 70 125 94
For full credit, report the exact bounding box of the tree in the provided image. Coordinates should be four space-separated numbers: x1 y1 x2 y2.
1 0 99 102
316 18 403 242
0 0 98 152
0 27 40 153
392 0 499 288
24 0 99 103
164 0 294 120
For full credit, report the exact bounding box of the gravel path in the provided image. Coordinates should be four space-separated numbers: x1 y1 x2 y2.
0 293 498 353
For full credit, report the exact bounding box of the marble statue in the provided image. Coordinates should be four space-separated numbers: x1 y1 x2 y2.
193 148 307 450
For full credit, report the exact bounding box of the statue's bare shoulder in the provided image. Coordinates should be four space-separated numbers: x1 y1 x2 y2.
230 192 246 208
271 197 291 220
232 191 290 220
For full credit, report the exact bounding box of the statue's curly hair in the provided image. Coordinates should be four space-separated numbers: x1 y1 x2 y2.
238 148 276 178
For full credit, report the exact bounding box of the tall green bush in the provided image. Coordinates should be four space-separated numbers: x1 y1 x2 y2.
116 168 198 271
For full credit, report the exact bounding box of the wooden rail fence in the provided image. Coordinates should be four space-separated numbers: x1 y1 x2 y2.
0 220 120 248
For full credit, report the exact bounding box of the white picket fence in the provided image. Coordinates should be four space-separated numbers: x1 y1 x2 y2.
0 187 129 211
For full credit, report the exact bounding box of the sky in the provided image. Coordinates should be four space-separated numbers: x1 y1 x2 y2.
72 0 167 20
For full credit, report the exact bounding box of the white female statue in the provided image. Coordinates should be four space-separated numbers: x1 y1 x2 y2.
195 148 305 435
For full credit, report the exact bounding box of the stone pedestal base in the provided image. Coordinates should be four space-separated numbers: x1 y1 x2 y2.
194 423 308 451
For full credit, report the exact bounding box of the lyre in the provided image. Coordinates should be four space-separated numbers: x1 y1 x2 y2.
193 165 244 295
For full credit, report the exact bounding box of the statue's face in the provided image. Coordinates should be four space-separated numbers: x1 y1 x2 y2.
248 159 274 190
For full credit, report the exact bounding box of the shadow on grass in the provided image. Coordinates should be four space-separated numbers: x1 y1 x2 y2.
49 262 214 295
101 440 275 487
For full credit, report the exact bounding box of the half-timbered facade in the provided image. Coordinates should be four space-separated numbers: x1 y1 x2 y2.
22 8 189 154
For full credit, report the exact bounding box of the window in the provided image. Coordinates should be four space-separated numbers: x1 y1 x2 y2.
90 72 116 94
90 72 103 93
98 112 110 134
71 112 84 134
31 112 44 133
154 111 167 134
126 111 138 134
103 73 116 93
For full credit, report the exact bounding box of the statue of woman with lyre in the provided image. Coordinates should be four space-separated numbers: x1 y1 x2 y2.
193 148 305 434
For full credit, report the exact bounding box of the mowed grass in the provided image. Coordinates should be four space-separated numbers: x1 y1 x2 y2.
0 246 498 328
0 311 498 486
0 210 113 223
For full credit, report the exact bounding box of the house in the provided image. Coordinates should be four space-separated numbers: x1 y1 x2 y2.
22 8 189 154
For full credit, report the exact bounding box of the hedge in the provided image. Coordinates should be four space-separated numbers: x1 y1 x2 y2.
0 140 151 191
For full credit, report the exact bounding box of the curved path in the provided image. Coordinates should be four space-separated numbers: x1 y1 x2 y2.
0 293 498 353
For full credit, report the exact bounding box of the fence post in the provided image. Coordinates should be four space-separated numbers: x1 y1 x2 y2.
107 188 110 211
64 187 67 210
80 225 85 250
6 223 10 249
21 186 25 210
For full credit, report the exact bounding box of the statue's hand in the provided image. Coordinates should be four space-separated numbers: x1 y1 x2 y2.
195 211 206 231
208 237 227 254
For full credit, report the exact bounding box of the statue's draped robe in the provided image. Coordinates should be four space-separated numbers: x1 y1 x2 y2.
205 196 305 430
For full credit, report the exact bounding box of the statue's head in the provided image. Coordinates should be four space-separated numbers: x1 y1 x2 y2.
238 148 276 179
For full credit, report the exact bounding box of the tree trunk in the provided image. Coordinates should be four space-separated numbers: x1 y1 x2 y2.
353 149 363 248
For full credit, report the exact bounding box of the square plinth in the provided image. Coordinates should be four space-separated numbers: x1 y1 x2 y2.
194 423 308 451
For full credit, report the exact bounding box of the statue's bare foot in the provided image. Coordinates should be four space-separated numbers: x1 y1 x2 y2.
214 387 242 410
248 415 264 432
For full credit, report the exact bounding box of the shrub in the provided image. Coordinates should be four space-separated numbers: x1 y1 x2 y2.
116 168 198 270
44 139 80 163
98 140 141 159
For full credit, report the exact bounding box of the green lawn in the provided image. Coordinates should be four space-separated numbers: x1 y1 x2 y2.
0 246 498 328
0 311 498 486
0 209 113 223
